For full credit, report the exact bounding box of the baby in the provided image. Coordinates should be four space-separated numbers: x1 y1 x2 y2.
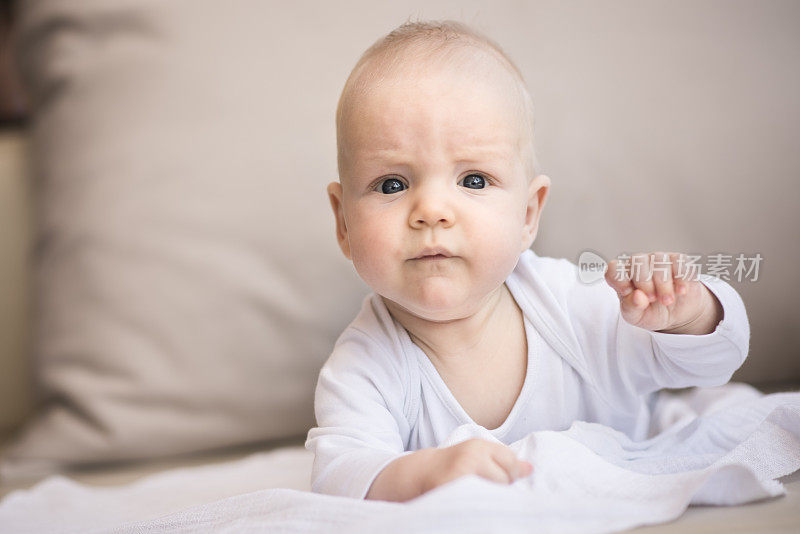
305 20 749 502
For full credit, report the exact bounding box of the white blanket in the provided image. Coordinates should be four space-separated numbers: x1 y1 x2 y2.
1 384 799 533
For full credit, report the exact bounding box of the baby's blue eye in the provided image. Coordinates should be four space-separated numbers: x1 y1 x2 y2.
380 178 406 194
461 174 486 189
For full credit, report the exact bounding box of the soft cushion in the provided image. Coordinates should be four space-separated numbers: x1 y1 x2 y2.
0 0 370 477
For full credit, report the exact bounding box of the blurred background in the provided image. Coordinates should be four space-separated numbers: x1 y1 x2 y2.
0 0 798 479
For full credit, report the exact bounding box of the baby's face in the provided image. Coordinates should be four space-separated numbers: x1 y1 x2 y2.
330 64 548 322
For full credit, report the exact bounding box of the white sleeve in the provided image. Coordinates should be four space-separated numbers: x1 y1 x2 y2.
304 329 411 499
564 263 750 401
638 274 750 389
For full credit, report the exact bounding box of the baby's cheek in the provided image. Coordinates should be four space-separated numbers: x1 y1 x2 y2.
477 215 520 251
348 228 396 287
473 217 524 274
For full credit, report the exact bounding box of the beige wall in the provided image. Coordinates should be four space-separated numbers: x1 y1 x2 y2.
495 1 800 383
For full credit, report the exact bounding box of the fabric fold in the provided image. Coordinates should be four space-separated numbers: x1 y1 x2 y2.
1 386 798 533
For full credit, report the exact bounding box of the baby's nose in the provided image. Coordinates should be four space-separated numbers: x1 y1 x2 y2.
408 195 455 229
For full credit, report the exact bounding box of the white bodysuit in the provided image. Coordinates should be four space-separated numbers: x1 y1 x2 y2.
305 249 750 498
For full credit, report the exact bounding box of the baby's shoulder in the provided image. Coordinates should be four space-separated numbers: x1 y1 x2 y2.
322 293 410 385
515 249 582 295
316 293 415 417
514 249 617 315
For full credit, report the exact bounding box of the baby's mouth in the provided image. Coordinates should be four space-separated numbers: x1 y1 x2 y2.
414 254 451 261
411 246 455 261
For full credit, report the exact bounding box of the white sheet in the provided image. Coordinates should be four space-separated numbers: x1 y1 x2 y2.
1 384 798 534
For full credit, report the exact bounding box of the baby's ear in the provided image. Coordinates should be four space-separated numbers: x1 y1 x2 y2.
327 181 352 260
521 174 551 251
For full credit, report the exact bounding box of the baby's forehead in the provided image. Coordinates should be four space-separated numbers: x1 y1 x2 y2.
351 92 521 153
352 44 520 102
345 61 526 148
352 49 522 119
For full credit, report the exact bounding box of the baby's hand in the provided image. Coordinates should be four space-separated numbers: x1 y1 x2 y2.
422 439 533 493
366 439 532 502
604 252 724 335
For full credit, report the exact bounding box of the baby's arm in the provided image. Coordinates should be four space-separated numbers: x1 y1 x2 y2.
558 252 749 399
367 439 532 502
305 334 409 498
365 448 429 501
305 331 530 501
623 271 748 389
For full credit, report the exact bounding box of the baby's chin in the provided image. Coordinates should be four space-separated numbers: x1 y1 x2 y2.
381 282 486 323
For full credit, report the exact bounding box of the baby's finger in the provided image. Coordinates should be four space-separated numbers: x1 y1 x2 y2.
619 286 651 326
670 252 693 295
489 444 531 481
630 252 656 303
605 259 634 298
651 251 675 306
476 457 513 485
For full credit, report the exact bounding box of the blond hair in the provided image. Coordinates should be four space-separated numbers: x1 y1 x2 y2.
336 19 538 180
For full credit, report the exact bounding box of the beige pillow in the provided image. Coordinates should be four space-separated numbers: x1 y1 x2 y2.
0 0 371 478
0 132 32 440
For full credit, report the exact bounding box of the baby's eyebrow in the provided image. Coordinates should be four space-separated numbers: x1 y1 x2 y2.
351 144 515 177
361 145 511 161
361 148 405 160
452 145 514 162
353 149 416 171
